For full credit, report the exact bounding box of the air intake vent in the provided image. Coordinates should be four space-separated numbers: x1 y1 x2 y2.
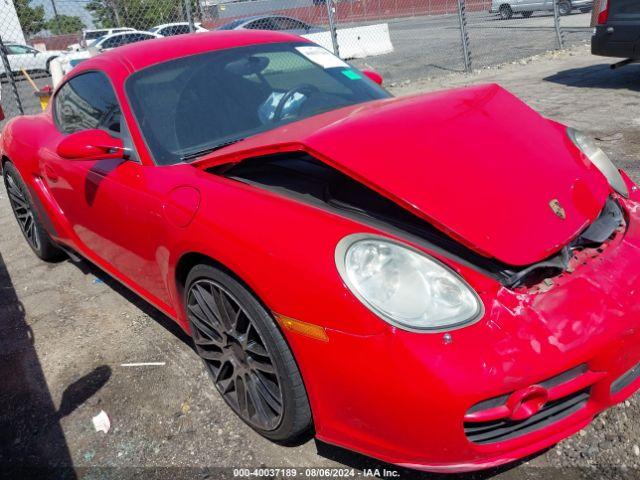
464 388 589 445
611 363 640 395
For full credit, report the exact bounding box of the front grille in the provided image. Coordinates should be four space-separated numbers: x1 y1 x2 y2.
464 388 590 445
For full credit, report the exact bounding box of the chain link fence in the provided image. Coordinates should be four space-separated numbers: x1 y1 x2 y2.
0 0 594 124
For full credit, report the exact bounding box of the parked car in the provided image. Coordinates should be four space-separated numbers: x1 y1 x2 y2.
591 0 640 63
59 31 162 75
491 0 593 19
216 15 322 34
149 22 208 36
4 31 640 473
81 27 135 47
0 43 64 75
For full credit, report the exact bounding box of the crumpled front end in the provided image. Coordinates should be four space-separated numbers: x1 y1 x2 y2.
283 188 640 473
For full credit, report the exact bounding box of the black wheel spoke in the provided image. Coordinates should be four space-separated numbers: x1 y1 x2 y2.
235 375 249 418
188 305 224 344
196 346 225 361
248 356 276 374
8 191 28 209
5 172 40 251
254 370 280 401
246 340 268 357
252 372 282 412
192 285 224 329
211 286 235 331
246 374 271 425
186 278 283 431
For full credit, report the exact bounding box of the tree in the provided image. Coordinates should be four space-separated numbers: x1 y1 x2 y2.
86 0 199 31
47 15 85 35
14 0 46 36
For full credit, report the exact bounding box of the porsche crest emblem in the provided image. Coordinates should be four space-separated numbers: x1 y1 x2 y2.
549 199 566 220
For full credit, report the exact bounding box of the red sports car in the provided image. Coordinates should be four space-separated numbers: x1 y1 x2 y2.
3 31 640 472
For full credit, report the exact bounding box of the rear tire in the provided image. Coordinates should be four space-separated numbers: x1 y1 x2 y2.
45 57 57 75
499 4 513 20
579 7 591 13
522 11 533 17
558 1 571 15
3 162 62 261
185 264 312 443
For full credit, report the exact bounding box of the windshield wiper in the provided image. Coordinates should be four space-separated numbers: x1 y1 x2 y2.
180 138 245 162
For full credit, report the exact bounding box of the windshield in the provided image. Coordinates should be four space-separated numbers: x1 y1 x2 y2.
88 37 104 48
126 42 390 165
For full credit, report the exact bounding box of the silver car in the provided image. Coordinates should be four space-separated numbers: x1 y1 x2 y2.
490 0 593 19
216 15 323 35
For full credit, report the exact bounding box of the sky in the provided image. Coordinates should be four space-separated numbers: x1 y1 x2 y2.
32 0 96 29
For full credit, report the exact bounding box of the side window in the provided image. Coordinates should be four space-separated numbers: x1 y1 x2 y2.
7 45 32 55
274 18 308 30
246 18 277 30
101 36 120 49
174 25 191 35
54 71 121 136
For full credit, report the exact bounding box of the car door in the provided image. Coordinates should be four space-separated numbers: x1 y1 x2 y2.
6 45 40 72
42 71 170 303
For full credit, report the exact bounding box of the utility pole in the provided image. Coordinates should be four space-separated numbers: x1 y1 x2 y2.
49 0 59 32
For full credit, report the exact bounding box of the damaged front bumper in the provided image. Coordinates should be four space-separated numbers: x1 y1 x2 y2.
289 188 640 473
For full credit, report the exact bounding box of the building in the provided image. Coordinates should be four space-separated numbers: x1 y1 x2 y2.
0 0 27 44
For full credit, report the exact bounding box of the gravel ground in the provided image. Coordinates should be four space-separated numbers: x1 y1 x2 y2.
1 44 640 480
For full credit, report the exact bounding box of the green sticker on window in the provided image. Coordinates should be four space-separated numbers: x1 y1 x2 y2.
342 69 362 80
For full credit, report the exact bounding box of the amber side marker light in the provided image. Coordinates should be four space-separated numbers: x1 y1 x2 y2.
275 314 329 342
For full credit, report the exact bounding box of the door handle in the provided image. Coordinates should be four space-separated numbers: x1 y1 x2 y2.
44 165 59 182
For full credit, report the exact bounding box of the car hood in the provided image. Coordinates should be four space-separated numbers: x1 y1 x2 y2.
197 84 611 266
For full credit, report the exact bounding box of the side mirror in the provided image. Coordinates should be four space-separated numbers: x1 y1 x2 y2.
57 129 129 160
363 70 383 86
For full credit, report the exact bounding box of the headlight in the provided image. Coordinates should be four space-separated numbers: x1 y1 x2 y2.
335 234 483 332
567 127 628 198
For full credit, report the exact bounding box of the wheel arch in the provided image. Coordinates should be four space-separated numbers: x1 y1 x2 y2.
174 251 275 325
45 56 58 71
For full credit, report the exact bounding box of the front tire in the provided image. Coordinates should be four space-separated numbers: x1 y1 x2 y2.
185 264 312 442
3 162 62 261
499 4 513 19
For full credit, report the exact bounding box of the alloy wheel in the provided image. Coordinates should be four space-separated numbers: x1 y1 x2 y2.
5 172 40 251
187 279 284 431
